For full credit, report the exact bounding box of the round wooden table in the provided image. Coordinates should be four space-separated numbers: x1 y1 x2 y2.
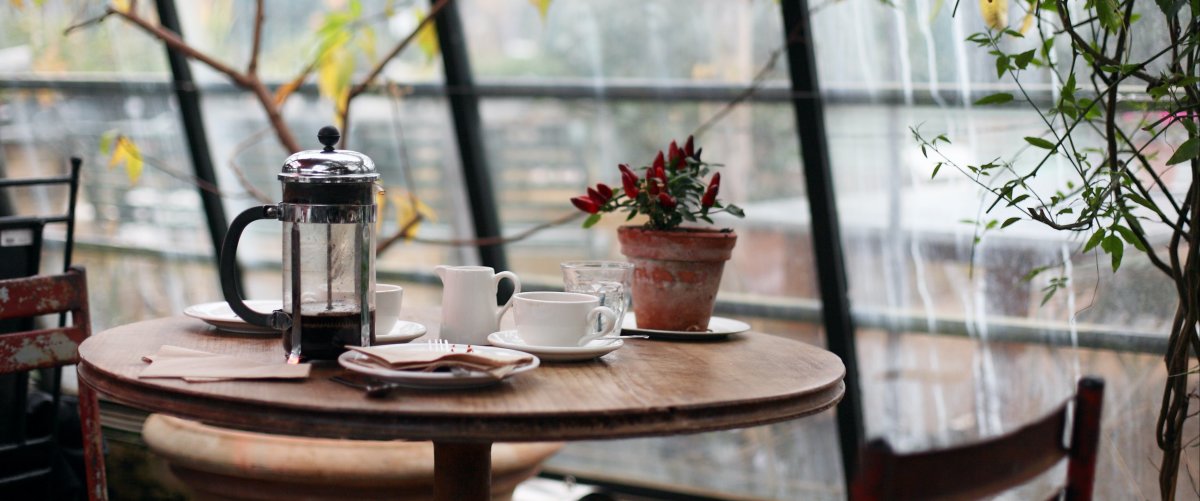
77 308 845 501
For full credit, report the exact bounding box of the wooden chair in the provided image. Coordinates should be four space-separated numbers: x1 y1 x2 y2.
850 376 1104 501
0 267 107 500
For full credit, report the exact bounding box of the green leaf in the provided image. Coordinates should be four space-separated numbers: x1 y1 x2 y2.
931 162 943 179
1126 193 1157 212
1082 230 1105 253
974 92 1014 105
1095 0 1123 32
724 205 745 218
1014 49 1036 69
1101 234 1124 271
995 54 1010 78
1112 224 1147 252
1166 137 1200 165
1041 285 1058 306
1023 265 1049 281
1001 217 1021 228
98 129 118 155
1008 194 1030 206
582 213 601 228
1024 136 1056 150
1154 0 1185 17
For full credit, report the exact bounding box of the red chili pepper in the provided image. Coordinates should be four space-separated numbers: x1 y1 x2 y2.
668 141 681 169
619 163 635 179
657 192 677 210
655 165 666 181
587 187 608 204
597 183 613 200
684 135 695 159
702 185 718 208
571 196 600 214
647 178 661 196
652 150 665 173
621 170 639 198
701 173 720 208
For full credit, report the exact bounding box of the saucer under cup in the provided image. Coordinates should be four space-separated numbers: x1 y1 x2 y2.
512 292 617 347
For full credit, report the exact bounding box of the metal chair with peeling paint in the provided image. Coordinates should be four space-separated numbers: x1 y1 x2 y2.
0 158 105 500
0 267 106 500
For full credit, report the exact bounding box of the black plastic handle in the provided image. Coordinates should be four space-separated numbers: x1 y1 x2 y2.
219 205 290 330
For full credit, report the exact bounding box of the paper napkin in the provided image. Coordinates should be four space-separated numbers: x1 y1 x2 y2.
140 345 311 382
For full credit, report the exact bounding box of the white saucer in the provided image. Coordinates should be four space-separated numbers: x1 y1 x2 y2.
185 301 427 342
620 313 749 340
337 343 539 389
184 300 280 335
487 331 622 362
375 320 427 344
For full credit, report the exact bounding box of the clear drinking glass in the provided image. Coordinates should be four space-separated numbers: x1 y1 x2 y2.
560 261 634 335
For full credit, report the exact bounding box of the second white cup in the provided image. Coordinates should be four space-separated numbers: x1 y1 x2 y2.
511 292 617 347
375 284 404 335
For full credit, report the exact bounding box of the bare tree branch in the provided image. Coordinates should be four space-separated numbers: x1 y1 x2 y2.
248 0 265 75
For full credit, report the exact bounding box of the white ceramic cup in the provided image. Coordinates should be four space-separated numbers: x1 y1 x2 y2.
375 284 404 335
511 292 617 347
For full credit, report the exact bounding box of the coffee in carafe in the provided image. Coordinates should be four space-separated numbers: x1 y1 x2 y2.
283 305 376 361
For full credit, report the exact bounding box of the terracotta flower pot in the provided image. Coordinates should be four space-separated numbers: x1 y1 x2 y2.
617 226 737 331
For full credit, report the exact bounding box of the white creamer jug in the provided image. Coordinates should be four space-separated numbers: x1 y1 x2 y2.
435 265 521 345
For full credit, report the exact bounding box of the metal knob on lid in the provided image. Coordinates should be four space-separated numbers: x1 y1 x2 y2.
279 126 379 184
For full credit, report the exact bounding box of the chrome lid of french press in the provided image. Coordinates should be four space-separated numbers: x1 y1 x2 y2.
279 126 379 183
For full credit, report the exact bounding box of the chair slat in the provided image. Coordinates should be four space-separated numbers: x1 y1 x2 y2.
879 404 1068 500
0 326 86 372
0 272 85 319
852 377 1104 501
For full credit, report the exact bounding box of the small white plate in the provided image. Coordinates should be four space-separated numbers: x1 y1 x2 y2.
620 313 749 340
486 331 622 362
184 300 280 335
337 343 539 390
375 320 427 345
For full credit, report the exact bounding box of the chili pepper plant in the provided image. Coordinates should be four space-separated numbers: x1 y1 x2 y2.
570 136 745 230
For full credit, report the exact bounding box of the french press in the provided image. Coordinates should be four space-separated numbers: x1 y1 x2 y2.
219 126 378 362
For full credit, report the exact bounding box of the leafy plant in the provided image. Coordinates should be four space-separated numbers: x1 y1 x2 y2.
915 0 1199 497
570 136 744 231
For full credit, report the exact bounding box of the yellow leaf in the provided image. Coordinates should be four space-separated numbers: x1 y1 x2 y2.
116 137 143 184
390 192 436 240
111 0 131 13
1018 10 1034 35
108 136 128 169
357 26 377 63
414 8 440 62
316 44 354 127
273 75 305 107
979 0 1007 30
528 0 552 21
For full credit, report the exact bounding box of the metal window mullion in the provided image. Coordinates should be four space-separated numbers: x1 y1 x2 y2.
433 0 511 299
780 0 866 486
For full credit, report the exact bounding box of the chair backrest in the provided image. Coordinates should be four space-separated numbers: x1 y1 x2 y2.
0 266 90 374
850 376 1105 501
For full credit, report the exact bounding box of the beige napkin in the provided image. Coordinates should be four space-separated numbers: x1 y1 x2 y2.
345 345 533 379
140 345 311 382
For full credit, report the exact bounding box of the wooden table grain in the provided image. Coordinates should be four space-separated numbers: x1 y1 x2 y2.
77 307 844 501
